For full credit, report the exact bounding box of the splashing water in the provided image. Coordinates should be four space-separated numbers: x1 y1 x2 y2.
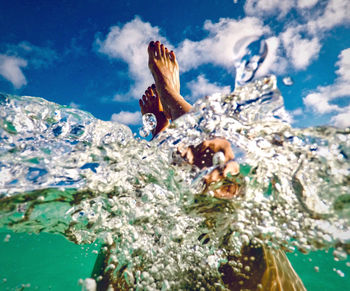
139 113 157 138
234 37 268 87
283 76 294 86
0 75 349 289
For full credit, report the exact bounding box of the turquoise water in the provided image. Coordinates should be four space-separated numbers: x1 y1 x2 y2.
0 229 99 290
1 229 349 290
1 75 350 290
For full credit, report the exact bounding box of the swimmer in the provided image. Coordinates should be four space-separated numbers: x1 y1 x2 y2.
143 40 306 290
145 40 241 199
93 41 306 291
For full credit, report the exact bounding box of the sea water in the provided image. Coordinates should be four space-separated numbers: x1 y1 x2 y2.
0 74 349 290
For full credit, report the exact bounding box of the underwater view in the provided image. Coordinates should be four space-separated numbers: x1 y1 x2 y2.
1 0 350 290
1 72 350 290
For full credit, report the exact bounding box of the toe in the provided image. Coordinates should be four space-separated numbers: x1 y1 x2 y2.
148 41 155 57
155 41 161 58
160 44 165 57
150 94 157 105
142 94 147 104
145 87 152 98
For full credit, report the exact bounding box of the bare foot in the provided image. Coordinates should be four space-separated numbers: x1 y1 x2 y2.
148 41 192 120
139 85 170 138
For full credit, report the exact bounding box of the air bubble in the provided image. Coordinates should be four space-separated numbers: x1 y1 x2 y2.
212 151 225 166
142 113 157 131
3 234 11 242
139 126 150 138
282 76 294 86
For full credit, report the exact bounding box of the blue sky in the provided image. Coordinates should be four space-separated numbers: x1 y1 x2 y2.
0 0 349 132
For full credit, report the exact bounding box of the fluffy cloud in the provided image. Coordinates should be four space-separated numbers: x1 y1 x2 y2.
177 17 270 73
303 48 350 127
111 111 142 125
245 0 348 74
297 0 318 9
96 17 168 101
186 75 231 102
330 105 350 128
244 0 319 17
4 41 57 68
306 0 350 34
258 37 288 75
96 17 277 101
244 0 294 17
280 25 321 70
0 54 27 88
0 41 58 88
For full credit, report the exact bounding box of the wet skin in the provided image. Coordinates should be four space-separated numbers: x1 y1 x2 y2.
143 41 306 290
145 40 241 199
138 85 169 138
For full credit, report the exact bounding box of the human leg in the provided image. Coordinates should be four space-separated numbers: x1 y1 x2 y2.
148 41 192 120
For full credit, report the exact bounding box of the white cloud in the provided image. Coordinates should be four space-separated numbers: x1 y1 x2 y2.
177 17 270 73
244 0 319 16
111 111 142 125
244 0 349 74
330 105 350 128
96 17 278 101
280 25 321 70
297 0 318 9
303 48 350 127
258 36 288 75
5 41 58 68
186 75 231 102
306 0 350 34
291 108 303 116
0 54 27 88
96 16 168 101
244 0 294 17
0 41 58 88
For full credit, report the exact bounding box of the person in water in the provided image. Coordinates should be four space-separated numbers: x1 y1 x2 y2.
140 41 241 199
138 41 306 290
93 41 306 291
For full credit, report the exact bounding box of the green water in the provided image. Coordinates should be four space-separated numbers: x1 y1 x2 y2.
0 229 99 290
1 229 349 290
287 251 350 290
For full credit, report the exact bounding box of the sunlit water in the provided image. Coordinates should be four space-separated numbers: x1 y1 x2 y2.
1 73 349 289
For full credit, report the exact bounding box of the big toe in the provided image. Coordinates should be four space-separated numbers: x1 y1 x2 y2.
148 41 156 57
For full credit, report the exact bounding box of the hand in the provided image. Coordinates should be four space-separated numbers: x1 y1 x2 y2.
178 138 241 199
178 138 235 169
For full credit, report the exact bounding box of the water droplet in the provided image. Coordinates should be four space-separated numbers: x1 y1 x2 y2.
142 113 157 131
335 269 345 277
3 234 11 242
282 76 294 86
235 37 268 87
212 151 225 166
139 126 150 138
333 248 347 261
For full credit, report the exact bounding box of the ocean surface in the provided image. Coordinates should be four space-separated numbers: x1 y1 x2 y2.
0 74 350 290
